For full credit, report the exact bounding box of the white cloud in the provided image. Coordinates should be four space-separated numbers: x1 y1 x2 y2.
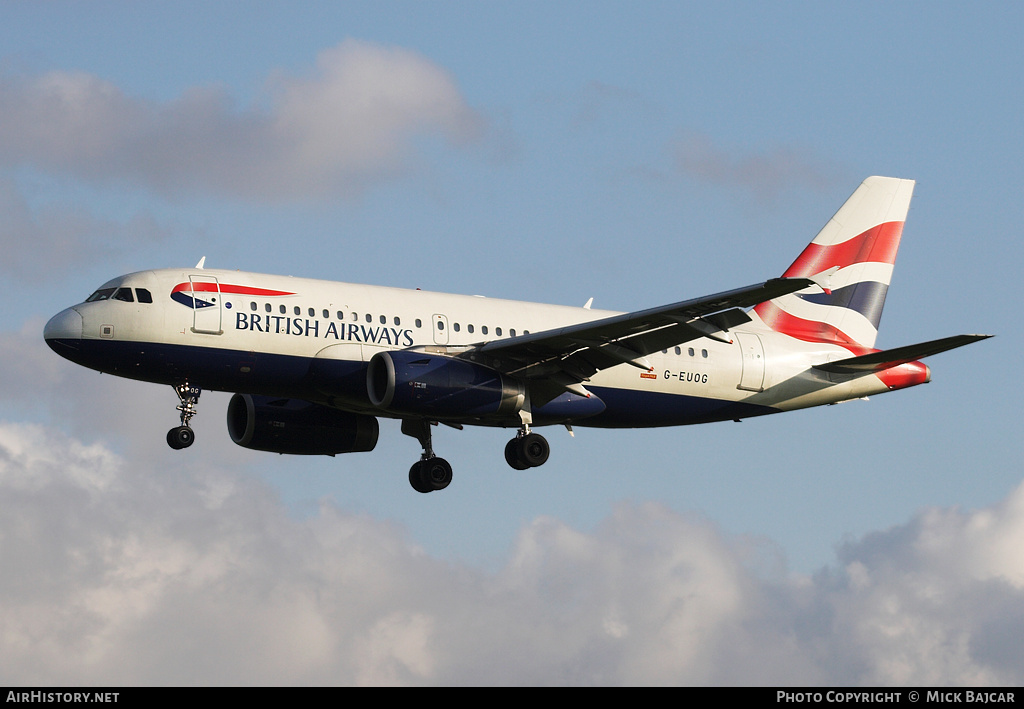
0 416 1022 685
7 305 1024 685
0 40 484 201
670 131 841 203
0 179 166 280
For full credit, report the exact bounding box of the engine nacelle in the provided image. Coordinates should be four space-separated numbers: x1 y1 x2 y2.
226 394 378 455
367 351 524 419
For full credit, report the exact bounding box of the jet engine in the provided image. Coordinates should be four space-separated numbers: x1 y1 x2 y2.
366 351 524 419
227 394 378 455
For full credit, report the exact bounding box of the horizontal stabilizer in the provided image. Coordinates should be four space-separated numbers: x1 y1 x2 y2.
813 334 992 374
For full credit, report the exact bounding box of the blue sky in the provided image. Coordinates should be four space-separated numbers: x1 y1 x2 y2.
0 1 1020 685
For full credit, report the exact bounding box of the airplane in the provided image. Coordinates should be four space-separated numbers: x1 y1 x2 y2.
44 176 989 493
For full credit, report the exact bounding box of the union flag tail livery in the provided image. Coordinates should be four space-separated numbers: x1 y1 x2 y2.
44 177 990 493
754 176 914 348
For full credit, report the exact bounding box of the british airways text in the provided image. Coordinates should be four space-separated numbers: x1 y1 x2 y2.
235 313 414 346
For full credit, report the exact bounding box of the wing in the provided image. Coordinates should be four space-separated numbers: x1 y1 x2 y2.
464 277 817 399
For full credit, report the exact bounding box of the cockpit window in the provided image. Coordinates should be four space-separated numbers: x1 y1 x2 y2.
84 286 153 304
85 288 116 302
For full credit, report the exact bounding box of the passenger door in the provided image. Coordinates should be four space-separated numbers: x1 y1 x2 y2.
189 274 223 335
735 332 765 392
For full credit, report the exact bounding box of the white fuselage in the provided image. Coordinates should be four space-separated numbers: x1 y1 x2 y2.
44 266 924 430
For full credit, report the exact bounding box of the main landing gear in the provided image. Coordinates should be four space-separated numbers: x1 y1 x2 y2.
504 427 550 470
402 419 453 494
167 382 200 450
401 418 551 493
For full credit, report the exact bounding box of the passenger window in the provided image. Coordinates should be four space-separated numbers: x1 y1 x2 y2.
702 349 708 358
415 319 422 328
496 327 502 336
379 315 386 324
308 308 315 317
688 347 694 356
323 309 329 318
250 302 257 311
482 326 488 335
394 317 401 326
437 320 445 331
674 346 681 355
280 305 286 314
467 324 474 334
265 303 272 312
135 289 153 303
337 311 343 320
453 323 461 332
510 329 516 337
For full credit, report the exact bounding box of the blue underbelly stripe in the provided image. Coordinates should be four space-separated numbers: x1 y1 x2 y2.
46 338 779 428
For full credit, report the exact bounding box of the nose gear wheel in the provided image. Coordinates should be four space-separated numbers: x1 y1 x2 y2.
167 382 200 450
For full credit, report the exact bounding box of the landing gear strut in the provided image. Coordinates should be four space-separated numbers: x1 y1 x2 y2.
402 419 453 493
167 382 200 450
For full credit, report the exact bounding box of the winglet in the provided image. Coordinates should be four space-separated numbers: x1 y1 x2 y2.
195 256 207 269
808 266 839 295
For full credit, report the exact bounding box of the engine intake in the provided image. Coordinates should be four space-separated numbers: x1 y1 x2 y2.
227 394 378 455
367 351 524 419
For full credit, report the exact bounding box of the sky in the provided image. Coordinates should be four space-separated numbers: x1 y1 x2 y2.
0 0 1021 686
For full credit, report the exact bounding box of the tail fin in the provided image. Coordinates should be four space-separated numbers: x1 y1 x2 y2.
753 176 915 348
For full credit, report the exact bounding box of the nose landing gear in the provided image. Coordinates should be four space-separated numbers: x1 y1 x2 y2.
167 382 201 450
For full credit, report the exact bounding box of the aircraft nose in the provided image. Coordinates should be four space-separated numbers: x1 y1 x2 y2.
44 307 83 352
